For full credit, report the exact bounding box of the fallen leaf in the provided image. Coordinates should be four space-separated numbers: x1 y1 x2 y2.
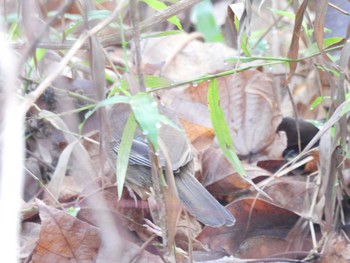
20 222 41 260
33 199 100 263
197 198 300 256
162 70 286 161
141 32 237 81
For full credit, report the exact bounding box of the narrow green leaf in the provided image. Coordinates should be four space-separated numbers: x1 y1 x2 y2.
117 113 138 199
64 20 82 37
130 93 161 149
66 206 81 217
142 30 182 39
310 96 326 110
87 10 112 21
167 16 183 31
240 33 252 56
269 8 295 19
341 98 350 116
144 75 172 89
35 48 47 62
79 95 131 133
208 79 245 176
142 0 183 30
84 96 130 120
110 75 172 95
159 115 183 132
303 37 343 57
314 64 340 77
192 0 224 42
142 0 167 10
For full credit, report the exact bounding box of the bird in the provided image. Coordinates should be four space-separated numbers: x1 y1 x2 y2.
277 117 320 158
108 103 236 227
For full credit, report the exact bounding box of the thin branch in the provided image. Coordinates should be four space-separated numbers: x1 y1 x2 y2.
20 0 75 64
130 0 145 92
12 0 202 50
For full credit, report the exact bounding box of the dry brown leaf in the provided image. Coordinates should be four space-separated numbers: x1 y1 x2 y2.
321 232 350 263
179 118 215 152
314 0 331 62
77 185 202 257
141 32 237 82
77 186 150 241
197 198 300 256
236 236 289 259
216 71 283 159
33 199 100 263
165 70 285 160
260 177 321 222
287 0 309 80
97 238 163 263
46 140 76 201
20 222 41 260
202 146 272 202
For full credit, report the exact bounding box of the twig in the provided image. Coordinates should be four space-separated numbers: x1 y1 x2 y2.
20 0 75 64
129 234 157 263
328 2 350 16
21 1 123 114
129 0 145 92
12 0 202 50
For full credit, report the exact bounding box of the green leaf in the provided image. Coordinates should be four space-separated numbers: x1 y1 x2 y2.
142 0 167 10
130 93 161 149
66 206 81 217
79 95 131 133
85 95 130 119
87 10 112 21
229 7 251 56
208 79 245 176
110 75 172 95
142 0 183 30
108 78 130 96
7 18 21 40
35 48 47 62
64 20 82 37
303 37 343 57
159 115 183 132
167 16 183 31
314 64 340 77
144 75 172 89
341 98 350 116
269 8 295 19
240 33 252 56
310 95 331 110
142 30 182 39
192 0 224 42
116 113 138 199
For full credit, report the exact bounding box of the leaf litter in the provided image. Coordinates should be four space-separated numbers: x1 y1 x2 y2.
9 1 350 262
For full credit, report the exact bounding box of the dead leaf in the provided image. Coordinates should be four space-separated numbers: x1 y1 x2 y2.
202 146 272 186
216 71 283 159
33 199 100 263
97 238 163 263
197 198 300 256
287 0 309 80
20 222 41 260
179 118 215 152
77 186 152 242
236 236 289 259
314 0 331 62
165 70 285 160
201 146 272 203
321 232 350 263
260 177 321 222
46 140 77 201
141 32 237 81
